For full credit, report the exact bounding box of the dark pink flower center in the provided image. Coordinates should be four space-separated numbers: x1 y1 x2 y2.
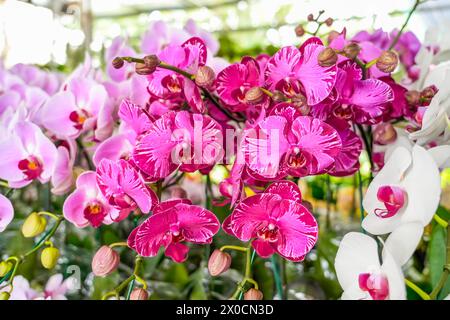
276 78 301 97
332 104 353 120
108 193 135 210
18 156 43 180
374 185 406 218
358 272 389 300
69 109 89 130
163 74 183 93
287 147 307 168
83 200 106 228
256 222 279 243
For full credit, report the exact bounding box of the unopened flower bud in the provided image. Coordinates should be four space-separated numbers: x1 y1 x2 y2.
143 55 160 71
135 63 153 75
307 14 314 21
245 87 264 104
0 292 10 300
295 25 305 37
112 57 124 69
41 247 60 270
373 123 397 145
170 186 188 199
291 94 310 115
92 245 120 277
325 17 334 26
272 90 287 102
343 43 361 60
244 288 263 300
208 249 232 276
22 212 47 238
130 288 149 300
420 85 438 102
0 261 13 277
195 65 216 88
318 47 338 67
376 51 398 73
327 30 340 45
405 90 420 105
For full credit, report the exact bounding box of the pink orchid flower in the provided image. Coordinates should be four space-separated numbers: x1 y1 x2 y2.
96 158 157 216
63 171 117 228
0 194 14 232
128 199 220 263
147 37 208 113
0 121 57 188
133 110 223 180
330 61 394 124
216 56 267 112
51 138 77 195
242 104 342 179
265 37 337 106
223 181 318 261
39 76 112 140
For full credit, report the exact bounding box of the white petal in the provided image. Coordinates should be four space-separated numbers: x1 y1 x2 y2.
362 146 412 235
401 145 441 226
428 145 450 169
335 232 380 291
381 248 406 300
383 222 423 266
341 284 367 300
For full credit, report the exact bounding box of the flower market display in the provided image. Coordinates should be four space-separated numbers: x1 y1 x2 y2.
0 0 450 301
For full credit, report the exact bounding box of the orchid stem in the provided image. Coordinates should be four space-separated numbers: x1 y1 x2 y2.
434 214 448 228
405 279 430 300
109 242 128 248
388 0 422 50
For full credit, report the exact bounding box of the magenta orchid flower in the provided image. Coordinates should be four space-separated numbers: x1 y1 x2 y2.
63 171 117 228
0 121 57 188
243 104 342 179
147 37 208 113
133 110 223 180
329 61 394 124
39 76 112 140
128 199 220 263
264 38 337 105
96 158 157 215
51 139 77 195
216 56 267 112
0 194 13 232
223 181 318 261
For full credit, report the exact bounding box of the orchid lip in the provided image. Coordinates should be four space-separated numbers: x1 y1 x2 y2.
358 272 389 300
18 155 44 181
374 185 407 219
256 221 279 243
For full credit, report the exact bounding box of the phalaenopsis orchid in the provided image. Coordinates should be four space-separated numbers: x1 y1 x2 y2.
1 2 449 302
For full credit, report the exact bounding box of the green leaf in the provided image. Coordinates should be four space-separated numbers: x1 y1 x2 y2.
428 225 450 299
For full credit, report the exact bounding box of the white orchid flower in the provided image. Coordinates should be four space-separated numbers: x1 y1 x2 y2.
335 232 406 300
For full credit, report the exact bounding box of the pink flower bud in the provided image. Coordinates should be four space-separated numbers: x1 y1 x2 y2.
112 57 124 69
244 288 263 300
245 87 264 104
91 245 120 277
373 123 397 145
405 90 420 106
195 65 216 89
318 47 337 67
130 288 149 300
295 25 305 37
325 17 334 26
170 186 188 199
208 249 232 276
343 43 361 60
307 14 314 21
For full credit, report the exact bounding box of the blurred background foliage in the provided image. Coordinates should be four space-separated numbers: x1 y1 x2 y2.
0 0 450 300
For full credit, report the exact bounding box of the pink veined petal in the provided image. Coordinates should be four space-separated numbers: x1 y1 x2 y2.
275 199 318 261
0 135 27 183
183 79 204 113
216 63 251 106
299 37 324 50
265 180 302 203
39 91 79 138
291 116 342 175
62 189 89 228
133 113 178 179
244 115 290 179
221 214 235 236
229 193 281 241
51 146 73 195
127 227 139 249
327 119 363 177
134 211 175 257
265 46 301 89
296 43 337 105
93 134 134 167
118 99 152 136
0 194 14 232
154 199 193 215
349 79 394 108
252 239 276 258
181 37 207 69
165 242 190 263
174 203 220 243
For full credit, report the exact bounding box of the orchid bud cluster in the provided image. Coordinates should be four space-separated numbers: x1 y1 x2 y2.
0 4 449 301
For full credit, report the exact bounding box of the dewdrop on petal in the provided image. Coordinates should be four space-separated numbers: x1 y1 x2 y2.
130 288 149 300
208 249 232 276
22 212 47 238
41 247 60 269
91 245 120 277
